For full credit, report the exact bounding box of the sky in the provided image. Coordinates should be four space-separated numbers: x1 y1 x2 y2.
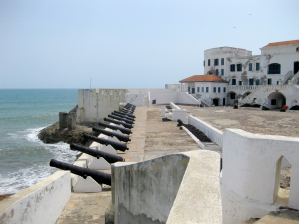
1 0 298 89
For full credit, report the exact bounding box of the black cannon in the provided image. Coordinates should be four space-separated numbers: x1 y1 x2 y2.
84 133 129 151
98 122 132 135
111 112 135 121
49 159 111 186
92 127 131 142
70 143 124 163
108 114 134 124
113 110 136 118
104 118 133 129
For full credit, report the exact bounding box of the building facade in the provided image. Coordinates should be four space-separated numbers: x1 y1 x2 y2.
181 39 299 109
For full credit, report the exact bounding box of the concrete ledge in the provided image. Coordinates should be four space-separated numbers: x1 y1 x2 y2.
166 150 222 224
112 150 222 224
0 171 71 224
188 115 223 147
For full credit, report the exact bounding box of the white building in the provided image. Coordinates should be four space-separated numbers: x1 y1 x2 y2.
179 75 228 106
181 39 299 109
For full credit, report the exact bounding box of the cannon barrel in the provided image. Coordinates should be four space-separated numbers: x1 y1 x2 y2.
92 127 131 142
104 118 133 129
70 143 124 163
121 108 134 113
113 110 136 118
125 103 136 109
84 133 129 151
98 122 132 134
111 112 135 121
49 159 111 186
108 114 134 124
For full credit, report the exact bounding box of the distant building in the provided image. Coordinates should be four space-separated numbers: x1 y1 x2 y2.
180 39 299 109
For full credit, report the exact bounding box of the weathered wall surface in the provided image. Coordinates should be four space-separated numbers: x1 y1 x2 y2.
221 129 299 224
113 151 222 224
77 89 128 124
0 171 71 224
113 154 189 224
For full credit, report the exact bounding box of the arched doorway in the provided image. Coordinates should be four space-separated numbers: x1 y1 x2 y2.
268 92 286 109
213 98 219 106
294 61 299 75
274 156 292 206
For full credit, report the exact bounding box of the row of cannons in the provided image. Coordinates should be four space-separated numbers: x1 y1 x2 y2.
50 103 136 192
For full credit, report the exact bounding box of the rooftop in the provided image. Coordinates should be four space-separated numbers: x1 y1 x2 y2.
179 75 228 83
263 39 299 48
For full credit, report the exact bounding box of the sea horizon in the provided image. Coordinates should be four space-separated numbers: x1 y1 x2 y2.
0 89 79 195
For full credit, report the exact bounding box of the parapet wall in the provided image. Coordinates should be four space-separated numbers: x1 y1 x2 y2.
221 129 299 224
0 171 71 224
77 89 128 124
112 150 222 224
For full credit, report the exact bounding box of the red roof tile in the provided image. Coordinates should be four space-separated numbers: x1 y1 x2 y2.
263 40 299 48
179 75 228 83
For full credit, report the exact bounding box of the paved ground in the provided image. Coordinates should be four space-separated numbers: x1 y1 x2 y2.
56 105 201 224
180 105 299 137
55 105 299 223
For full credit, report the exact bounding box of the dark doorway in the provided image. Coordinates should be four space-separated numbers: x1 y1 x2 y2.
294 61 299 75
213 98 219 106
223 98 226 105
192 88 195 94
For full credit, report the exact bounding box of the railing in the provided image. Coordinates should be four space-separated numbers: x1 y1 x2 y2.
178 92 200 105
282 70 293 85
228 85 259 91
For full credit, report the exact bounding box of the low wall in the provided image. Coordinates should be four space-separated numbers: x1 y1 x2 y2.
170 102 180 109
112 150 222 224
0 171 71 224
221 129 299 224
188 115 223 147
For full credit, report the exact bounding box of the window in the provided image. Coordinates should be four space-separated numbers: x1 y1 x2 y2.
188 87 190 93
213 87 216 92
230 64 235 72
208 59 210 66
221 58 224 65
203 60 205 66
237 63 242 72
223 87 226 93
231 93 236 99
232 79 236 85
216 69 219 76
239 81 242 85
268 79 272 85
197 87 199 92
256 63 260 71
249 63 252 71
221 69 224 76
202 87 204 92
271 99 276 105
218 87 221 93
214 59 219 66
206 87 209 92
249 79 254 85
268 63 281 74
256 80 260 85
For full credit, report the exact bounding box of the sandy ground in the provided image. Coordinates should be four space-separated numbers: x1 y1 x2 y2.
180 106 299 137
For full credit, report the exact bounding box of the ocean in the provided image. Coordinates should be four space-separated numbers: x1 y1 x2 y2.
0 89 79 195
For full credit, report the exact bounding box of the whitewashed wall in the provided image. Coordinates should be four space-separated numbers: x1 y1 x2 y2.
113 151 222 224
0 171 71 224
77 89 128 124
221 129 299 224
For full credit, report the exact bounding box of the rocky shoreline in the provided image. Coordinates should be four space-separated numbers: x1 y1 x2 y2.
37 107 101 147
